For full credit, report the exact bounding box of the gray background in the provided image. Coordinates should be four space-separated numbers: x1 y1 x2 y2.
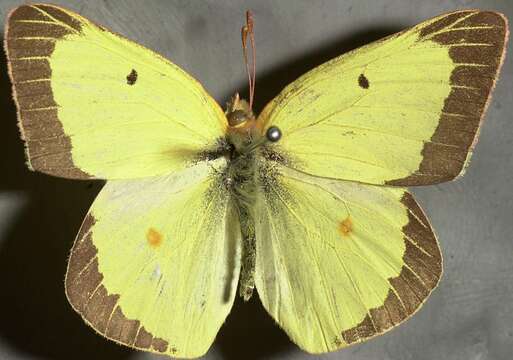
0 0 511 359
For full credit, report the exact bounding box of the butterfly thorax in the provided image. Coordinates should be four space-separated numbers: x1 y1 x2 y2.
223 94 263 207
223 94 260 205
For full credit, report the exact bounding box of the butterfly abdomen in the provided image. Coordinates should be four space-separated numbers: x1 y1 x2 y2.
223 143 258 300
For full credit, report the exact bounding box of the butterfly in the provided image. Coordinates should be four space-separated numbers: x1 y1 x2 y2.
4 3 508 358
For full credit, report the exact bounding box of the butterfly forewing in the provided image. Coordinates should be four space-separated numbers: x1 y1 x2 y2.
5 4 227 180
258 10 508 186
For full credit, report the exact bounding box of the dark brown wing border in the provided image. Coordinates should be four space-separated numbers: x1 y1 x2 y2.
388 10 509 186
5 4 92 178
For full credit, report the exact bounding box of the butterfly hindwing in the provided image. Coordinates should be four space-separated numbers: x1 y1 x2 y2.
258 10 508 185
5 4 226 179
65 159 241 358
254 164 441 353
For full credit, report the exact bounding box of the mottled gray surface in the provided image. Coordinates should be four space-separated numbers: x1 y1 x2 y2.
0 0 511 359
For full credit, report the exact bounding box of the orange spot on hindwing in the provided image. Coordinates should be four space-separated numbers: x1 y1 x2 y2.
146 228 163 248
338 216 353 237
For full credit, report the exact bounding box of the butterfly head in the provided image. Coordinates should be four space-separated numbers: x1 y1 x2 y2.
226 93 255 128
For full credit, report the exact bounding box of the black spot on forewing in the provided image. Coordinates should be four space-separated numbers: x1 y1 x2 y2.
126 69 138 85
358 73 369 89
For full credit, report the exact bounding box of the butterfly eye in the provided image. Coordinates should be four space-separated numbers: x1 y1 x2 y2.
227 110 249 127
266 126 282 142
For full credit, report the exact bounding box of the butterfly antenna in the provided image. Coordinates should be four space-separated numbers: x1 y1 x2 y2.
241 10 256 111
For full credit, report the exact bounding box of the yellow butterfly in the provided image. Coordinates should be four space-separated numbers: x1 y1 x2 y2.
4 4 508 358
